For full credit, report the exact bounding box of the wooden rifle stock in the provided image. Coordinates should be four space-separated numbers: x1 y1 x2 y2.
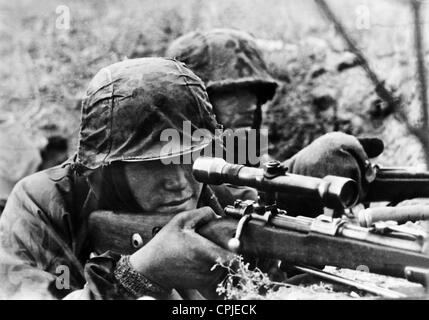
88 210 429 281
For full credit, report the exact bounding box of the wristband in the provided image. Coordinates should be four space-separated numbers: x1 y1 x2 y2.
114 255 167 298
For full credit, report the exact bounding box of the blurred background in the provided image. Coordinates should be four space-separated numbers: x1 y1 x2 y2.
0 0 429 178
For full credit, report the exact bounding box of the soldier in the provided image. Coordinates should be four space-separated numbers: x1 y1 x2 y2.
0 57 379 300
0 58 234 300
167 29 383 211
166 28 277 131
166 29 276 201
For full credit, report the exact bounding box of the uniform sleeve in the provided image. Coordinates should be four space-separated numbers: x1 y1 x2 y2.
0 170 162 300
63 252 135 300
0 172 86 299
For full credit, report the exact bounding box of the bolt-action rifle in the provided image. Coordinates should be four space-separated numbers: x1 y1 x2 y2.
88 157 429 297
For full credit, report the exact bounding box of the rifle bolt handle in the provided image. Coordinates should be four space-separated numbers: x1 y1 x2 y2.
227 214 251 252
228 238 241 253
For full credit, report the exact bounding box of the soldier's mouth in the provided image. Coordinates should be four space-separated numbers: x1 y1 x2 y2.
160 196 193 207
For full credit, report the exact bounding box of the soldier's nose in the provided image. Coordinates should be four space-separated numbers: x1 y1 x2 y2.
162 167 188 191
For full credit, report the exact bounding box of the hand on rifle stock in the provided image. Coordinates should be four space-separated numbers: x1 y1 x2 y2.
129 206 235 291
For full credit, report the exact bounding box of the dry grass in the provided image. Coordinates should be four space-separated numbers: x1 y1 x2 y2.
213 256 370 299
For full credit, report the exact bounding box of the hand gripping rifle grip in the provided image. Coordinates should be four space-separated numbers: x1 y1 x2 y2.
192 157 359 209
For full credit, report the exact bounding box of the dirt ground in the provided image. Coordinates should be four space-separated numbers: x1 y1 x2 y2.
1 0 429 299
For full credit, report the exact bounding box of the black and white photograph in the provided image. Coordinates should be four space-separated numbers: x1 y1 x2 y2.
0 0 429 308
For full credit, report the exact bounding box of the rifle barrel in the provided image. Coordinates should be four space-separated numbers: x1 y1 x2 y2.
294 265 406 299
358 206 429 227
366 167 429 202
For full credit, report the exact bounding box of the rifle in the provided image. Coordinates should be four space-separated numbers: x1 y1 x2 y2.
88 156 359 253
88 157 429 295
356 165 429 226
364 165 429 203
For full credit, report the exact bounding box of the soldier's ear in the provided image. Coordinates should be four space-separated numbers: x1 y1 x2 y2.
358 137 384 158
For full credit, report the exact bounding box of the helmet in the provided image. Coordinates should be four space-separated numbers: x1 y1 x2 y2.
76 57 219 170
166 28 278 105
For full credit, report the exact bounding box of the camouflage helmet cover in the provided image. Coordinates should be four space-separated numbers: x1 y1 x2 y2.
76 57 219 170
166 28 278 104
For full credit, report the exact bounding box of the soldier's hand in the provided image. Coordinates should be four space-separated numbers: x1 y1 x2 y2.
129 207 234 291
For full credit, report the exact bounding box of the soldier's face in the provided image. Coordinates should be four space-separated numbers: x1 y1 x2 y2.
210 89 259 129
123 161 203 215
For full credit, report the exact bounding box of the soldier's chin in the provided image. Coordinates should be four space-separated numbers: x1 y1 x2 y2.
156 199 197 214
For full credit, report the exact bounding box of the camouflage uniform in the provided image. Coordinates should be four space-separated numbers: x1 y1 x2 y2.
0 58 232 299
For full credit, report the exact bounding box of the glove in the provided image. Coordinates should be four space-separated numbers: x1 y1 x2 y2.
279 132 384 216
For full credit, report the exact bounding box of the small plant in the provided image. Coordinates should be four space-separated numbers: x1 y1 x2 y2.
212 256 370 300
212 255 291 300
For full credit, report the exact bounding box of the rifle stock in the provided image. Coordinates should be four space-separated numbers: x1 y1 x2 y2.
89 210 174 255
88 210 429 281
